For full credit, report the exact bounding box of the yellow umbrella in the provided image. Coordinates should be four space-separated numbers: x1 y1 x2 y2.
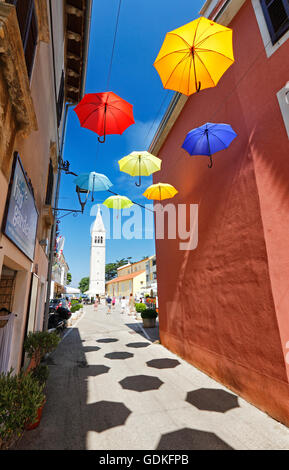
118 151 162 186
103 195 133 210
143 183 178 201
154 16 234 96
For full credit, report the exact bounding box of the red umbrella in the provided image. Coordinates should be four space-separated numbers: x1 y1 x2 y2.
74 91 135 143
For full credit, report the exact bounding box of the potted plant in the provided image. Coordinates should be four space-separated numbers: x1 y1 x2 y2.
24 330 60 372
135 302 147 320
0 369 45 449
141 308 158 328
25 364 50 430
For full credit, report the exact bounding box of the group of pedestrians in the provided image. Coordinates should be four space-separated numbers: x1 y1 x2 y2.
94 293 136 315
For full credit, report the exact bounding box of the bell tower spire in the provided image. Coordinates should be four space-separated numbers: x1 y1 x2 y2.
89 205 106 297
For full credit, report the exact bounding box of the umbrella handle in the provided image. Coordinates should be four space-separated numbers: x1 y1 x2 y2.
197 81 201 92
135 174 141 187
205 129 213 169
98 103 107 144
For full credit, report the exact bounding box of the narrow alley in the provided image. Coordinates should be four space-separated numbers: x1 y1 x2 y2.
14 305 289 451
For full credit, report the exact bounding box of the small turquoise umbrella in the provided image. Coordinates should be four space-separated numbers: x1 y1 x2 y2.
74 172 113 202
74 172 112 192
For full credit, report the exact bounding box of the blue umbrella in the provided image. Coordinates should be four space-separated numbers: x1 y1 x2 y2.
182 123 237 168
74 172 113 191
74 172 113 202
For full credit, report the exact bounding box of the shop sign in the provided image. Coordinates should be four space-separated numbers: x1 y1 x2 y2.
3 153 38 261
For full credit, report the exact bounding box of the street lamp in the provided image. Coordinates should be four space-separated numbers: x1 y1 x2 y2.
76 185 90 213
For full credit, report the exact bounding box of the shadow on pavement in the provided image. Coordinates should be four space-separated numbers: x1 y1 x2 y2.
13 328 131 450
119 374 164 392
85 400 131 433
125 321 160 343
126 342 151 348
186 388 240 413
96 338 119 343
146 358 180 369
156 428 233 450
104 351 134 360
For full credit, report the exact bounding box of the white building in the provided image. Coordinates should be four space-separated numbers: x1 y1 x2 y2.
145 255 157 295
88 206 106 297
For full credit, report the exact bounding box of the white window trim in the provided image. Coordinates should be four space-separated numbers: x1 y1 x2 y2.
251 0 289 58
277 84 289 139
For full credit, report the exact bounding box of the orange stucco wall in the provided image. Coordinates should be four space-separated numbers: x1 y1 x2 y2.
154 1 289 425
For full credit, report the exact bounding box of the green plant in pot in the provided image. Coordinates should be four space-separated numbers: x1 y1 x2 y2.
141 308 158 328
0 369 45 449
31 364 49 386
24 330 60 371
135 303 147 313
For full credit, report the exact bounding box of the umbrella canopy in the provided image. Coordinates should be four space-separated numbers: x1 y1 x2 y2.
182 122 237 168
143 183 178 201
103 195 133 210
74 172 113 192
74 92 135 143
118 151 162 186
154 16 234 96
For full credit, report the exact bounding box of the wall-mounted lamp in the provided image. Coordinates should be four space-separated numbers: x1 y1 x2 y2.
76 186 90 213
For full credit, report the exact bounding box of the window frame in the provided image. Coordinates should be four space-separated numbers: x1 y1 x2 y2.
6 0 38 79
260 0 289 44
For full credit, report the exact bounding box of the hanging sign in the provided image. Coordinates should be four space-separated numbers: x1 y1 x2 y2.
2 153 38 261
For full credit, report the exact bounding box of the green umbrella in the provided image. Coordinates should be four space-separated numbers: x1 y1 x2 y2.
102 195 133 210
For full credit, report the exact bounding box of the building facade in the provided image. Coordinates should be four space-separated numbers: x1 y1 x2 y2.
50 252 69 299
145 255 157 295
149 0 289 426
0 0 92 373
106 258 148 297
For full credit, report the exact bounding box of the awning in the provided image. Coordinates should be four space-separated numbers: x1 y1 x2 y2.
64 286 80 294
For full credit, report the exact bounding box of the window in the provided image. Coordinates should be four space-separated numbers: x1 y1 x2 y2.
7 0 38 79
57 71 65 127
261 0 289 44
45 159 54 205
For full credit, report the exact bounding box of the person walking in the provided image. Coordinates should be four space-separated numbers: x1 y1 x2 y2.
120 296 127 314
128 293 135 316
112 296 116 309
94 298 98 311
106 295 112 314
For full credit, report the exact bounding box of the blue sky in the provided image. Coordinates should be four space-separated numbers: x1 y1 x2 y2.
59 0 204 287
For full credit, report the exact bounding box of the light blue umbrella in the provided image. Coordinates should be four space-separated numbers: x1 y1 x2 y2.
74 172 113 192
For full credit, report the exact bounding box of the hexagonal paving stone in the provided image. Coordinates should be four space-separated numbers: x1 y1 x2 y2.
119 374 163 392
186 388 239 413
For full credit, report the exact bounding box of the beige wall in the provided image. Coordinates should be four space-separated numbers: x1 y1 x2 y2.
106 271 146 298
0 0 66 372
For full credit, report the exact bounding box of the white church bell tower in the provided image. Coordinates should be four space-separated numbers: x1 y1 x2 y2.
89 206 106 296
